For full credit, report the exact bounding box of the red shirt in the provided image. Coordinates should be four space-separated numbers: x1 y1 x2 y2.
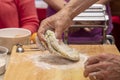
0 0 39 34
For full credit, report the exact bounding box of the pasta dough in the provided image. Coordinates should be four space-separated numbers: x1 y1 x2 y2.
36 30 80 61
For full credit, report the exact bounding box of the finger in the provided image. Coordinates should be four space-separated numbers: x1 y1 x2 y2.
84 61 111 77
84 28 91 32
35 36 46 50
89 72 104 80
97 53 114 61
37 26 46 41
84 63 101 77
37 19 51 42
84 28 94 32
85 56 100 66
85 54 110 66
92 53 114 62
55 27 63 40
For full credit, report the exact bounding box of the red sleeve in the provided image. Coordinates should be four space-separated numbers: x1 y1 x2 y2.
15 0 39 34
112 16 120 24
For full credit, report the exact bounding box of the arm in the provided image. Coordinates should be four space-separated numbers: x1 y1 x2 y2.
63 0 99 19
44 0 67 11
96 0 111 4
38 0 101 40
16 0 39 34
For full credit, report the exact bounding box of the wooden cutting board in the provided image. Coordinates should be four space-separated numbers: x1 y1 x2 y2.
4 44 120 80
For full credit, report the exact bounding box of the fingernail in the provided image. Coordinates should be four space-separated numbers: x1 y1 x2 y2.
89 72 98 76
84 70 88 77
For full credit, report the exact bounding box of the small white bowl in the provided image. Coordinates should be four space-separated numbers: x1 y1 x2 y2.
0 46 8 75
0 28 31 52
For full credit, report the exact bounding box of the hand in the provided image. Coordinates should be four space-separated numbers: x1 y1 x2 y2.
84 53 120 80
84 28 94 32
37 10 73 41
74 21 94 32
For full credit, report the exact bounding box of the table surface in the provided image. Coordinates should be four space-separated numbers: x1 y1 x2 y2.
3 44 120 80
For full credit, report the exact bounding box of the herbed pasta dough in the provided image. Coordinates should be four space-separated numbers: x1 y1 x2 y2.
37 30 80 61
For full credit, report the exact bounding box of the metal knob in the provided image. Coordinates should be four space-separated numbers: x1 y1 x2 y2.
16 44 24 53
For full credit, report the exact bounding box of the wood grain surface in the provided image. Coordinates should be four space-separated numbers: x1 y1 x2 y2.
4 44 120 80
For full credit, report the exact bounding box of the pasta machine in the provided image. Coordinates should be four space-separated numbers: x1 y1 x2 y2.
63 4 112 44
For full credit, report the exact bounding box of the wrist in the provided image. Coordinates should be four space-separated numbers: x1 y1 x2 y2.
61 6 75 20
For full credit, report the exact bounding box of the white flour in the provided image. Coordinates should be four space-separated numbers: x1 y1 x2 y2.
10 51 88 70
28 53 88 70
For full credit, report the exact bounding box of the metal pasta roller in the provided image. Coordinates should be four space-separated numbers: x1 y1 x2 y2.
63 4 110 44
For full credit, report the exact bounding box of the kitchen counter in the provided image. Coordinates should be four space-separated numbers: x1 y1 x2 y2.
4 44 120 80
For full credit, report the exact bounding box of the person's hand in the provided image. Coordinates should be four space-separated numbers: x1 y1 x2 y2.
84 53 120 80
84 28 94 32
37 10 73 41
